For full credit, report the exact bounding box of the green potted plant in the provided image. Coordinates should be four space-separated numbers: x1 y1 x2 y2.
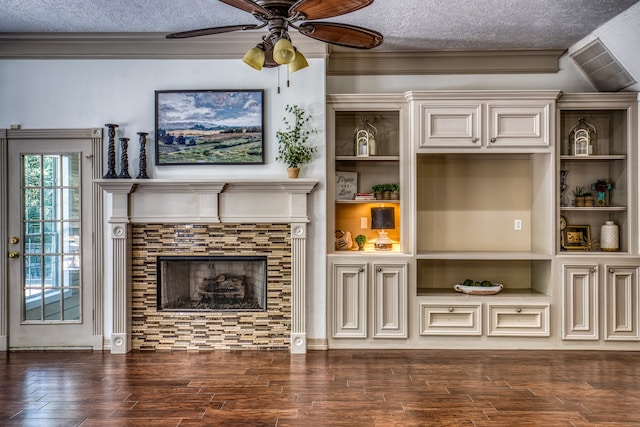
372 184 385 200
387 183 400 200
276 104 318 178
354 234 367 251
573 185 585 207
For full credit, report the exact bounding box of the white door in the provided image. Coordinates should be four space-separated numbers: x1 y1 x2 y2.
8 137 96 348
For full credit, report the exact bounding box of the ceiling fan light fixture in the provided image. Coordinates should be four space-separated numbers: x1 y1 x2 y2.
242 45 266 71
288 48 309 72
273 37 296 64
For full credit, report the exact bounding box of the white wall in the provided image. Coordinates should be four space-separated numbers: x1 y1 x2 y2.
0 58 328 342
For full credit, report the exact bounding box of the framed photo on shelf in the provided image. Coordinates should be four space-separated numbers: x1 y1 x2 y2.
155 89 264 165
561 225 591 251
335 171 357 200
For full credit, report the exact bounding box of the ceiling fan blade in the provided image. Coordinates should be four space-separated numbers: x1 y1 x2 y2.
166 24 260 39
290 0 373 20
219 0 269 15
298 22 382 49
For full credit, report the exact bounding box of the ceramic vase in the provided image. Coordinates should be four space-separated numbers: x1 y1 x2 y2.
600 220 619 252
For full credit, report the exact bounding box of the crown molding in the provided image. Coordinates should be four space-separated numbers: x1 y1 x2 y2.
326 48 566 75
0 33 565 75
0 32 328 59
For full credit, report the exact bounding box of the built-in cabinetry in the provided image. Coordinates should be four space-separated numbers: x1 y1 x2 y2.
326 91 639 350
562 263 640 341
331 261 408 340
411 92 555 150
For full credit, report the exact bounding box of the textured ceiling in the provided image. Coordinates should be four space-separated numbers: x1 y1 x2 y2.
1 0 638 51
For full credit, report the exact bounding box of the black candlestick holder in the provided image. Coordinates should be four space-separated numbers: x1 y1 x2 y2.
136 132 150 179
103 123 119 178
118 137 131 179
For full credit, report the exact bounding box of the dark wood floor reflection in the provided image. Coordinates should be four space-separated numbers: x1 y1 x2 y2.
1 349 639 426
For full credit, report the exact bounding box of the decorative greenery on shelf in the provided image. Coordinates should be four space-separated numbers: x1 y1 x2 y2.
372 183 399 193
275 104 318 168
354 234 367 250
572 186 584 197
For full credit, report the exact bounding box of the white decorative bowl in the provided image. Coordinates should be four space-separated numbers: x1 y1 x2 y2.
454 283 503 295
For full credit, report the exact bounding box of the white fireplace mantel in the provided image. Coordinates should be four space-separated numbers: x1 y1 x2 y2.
97 178 318 354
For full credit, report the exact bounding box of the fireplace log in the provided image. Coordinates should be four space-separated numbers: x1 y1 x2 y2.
199 274 246 299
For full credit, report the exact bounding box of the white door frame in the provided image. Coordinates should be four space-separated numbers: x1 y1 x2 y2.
0 128 104 350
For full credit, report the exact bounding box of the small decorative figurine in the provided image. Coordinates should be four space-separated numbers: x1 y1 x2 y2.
592 179 612 207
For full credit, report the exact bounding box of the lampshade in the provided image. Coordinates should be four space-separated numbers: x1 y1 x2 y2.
242 46 265 71
288 49 309 72
371 207 395 230
273 37 296 64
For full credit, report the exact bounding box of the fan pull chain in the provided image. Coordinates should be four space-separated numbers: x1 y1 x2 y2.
277 67 281 94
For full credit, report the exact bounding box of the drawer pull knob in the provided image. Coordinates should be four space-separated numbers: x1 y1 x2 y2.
358 268 364 273
376 267 382 272
472 137 479 143
448 307 454 312
490 137 497 143
608 268 615 274
516 307 522 313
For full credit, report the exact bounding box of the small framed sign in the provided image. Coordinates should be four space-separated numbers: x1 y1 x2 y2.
336 171 357 200
561 225 591 251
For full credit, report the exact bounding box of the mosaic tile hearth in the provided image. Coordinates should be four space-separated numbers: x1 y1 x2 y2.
131 223 291 351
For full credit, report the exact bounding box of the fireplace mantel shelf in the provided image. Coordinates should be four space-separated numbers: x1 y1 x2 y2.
96 178 319 224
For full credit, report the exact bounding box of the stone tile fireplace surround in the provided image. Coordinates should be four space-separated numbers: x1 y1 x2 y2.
98 179 317 354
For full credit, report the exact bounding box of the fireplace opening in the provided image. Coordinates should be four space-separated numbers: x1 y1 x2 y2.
157 256 267 312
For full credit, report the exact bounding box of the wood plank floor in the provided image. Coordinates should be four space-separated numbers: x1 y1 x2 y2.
1 349 639 426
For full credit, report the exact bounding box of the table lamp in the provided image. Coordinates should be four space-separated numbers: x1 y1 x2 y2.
371 207 395 251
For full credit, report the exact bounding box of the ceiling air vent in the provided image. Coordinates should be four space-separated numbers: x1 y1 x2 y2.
570 38 636 92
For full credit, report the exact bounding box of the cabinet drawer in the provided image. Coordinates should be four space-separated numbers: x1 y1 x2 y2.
487 304 550 337
420 303 481 335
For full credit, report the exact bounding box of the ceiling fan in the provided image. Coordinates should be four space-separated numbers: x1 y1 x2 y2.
166 0 383 71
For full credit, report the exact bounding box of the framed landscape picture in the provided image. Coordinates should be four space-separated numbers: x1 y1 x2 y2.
155 89 264 165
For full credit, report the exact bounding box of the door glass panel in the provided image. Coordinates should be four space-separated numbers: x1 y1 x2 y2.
22 153 82 322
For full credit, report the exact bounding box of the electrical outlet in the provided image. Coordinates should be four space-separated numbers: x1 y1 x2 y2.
514 219 522 231
361 217 368 229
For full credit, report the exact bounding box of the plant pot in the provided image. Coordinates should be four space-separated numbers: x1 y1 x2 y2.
575 196 585 207
584 196 594 207
374 192 383 200
389 191 399 200
382 191 391 200
287 167 300 178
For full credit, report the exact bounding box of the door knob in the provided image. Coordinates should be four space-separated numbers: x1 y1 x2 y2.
8 251 20 258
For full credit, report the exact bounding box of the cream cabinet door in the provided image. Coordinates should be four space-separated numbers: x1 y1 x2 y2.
562 264 599 340
486 102 550 147
331 263 368 338
604 266 640 341
372 263 407 338
416 103 481 148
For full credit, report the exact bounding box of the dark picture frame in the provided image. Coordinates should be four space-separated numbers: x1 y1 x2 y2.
561 225 591 251
155 89 264 165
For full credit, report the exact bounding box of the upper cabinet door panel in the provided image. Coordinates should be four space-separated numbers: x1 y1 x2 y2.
487 103 550 147
417 104 481 148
